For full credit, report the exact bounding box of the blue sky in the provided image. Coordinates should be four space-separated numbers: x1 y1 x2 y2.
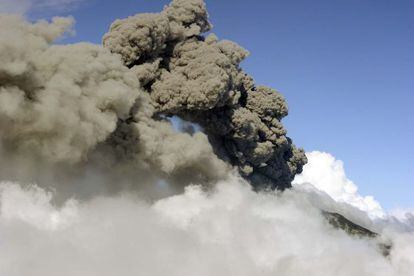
22 0 414 210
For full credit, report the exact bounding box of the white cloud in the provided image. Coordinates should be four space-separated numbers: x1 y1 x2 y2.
1 178 413 275
0 182 78 230
293 151 385 219
389 209 414 228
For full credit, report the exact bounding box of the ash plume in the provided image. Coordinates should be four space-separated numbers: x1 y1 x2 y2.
103 0 307 189
0 15 139 164
0 0 305 191
0 9 229 192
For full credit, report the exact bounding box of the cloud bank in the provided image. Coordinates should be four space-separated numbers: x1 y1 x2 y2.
0 177 413 276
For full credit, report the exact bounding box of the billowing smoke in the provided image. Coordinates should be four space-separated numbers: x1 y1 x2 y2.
0 9 231 196
0 0 413 275
0 15 139 163
1 0 306 192
103 0 306 189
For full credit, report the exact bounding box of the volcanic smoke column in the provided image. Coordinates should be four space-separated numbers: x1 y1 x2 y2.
103 0 307 189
